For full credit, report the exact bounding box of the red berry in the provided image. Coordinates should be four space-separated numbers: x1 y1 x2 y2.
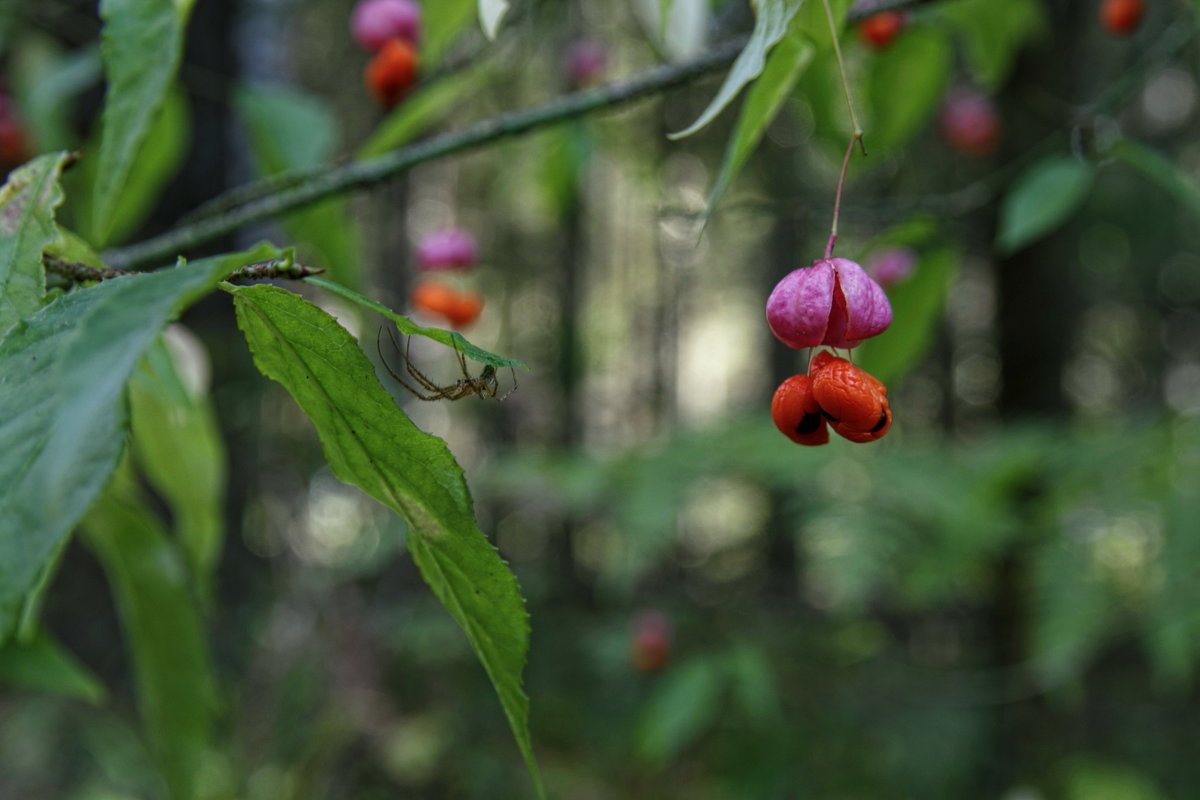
351 0 421 52
0 93 30 167
771 374 829 446
858 11 906 50
1101 0 1144 36
365 38 419 108
631 611 672 673
939 88 1001 157
810 354 892 443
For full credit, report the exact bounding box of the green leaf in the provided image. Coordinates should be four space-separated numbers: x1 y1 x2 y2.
357 60 496 159
83 462 220 800
229 284 543 798
129 335 226 597
938 0 1044 90
0 630 106 703
0 244 278 641
424 0 479 66
669 0 807 140
865 26 952 154
726 643 780 724
11 39 102 153
306 276 525 369
856 246 959 387
236 84 360 287
95 86 191 246
996 157 1094 254
1110 138 1200 220
0 151 73 336
636 659 723 764
92 0 195 246
705 30 813 217
478 0 511 40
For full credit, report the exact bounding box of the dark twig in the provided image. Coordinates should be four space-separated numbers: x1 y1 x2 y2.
103 37 746 271
44 254 323 283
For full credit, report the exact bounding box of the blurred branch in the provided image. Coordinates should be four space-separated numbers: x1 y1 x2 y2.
103 38 747 271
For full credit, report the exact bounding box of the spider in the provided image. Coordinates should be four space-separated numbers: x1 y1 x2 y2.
376 327 517 402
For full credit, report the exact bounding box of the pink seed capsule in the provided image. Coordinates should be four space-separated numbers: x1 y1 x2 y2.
351 0 421 53
417 228 479 271
766 257 892 350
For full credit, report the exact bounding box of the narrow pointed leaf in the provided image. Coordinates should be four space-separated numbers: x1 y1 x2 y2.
996 157 1093 254
236 84 360 286
0 244 278 640
0 151 73 336
92 0 195 245
306 276 525 369
83 463 220 800
705 31 812 217
129 336 226 596
0 630 106 704
230 284 543 798
669 0 806 140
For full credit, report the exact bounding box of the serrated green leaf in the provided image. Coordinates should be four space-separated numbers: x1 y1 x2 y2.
705 31 813 218
229 283 543 798
636 658 723 764
856 247 958 386
83 462 220 800
357 59 495 159
866 26 952 153
129 335 225 598
0 151 73 336
306 276 525 369
478 0 511 40
669 0 807 140
92 0 195 246
938 0 1044 90
0 629 106 703
0 244 278 641
1110 138 1200 220
996 157 1094 254
236 84 360 287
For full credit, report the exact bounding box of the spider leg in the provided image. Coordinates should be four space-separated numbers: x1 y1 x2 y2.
377 327 440 401
400 334 446 393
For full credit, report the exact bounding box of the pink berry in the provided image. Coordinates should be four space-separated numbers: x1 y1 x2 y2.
564 40 608 87
866 247 917 287
939 88 1001 157
351 0 421 53
766 257 892 350
417 228 478 271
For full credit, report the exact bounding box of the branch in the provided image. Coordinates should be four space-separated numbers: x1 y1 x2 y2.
45 254 323 283
104 38 747 272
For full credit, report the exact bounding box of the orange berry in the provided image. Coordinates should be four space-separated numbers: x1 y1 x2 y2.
1101 0 1144 36
444 290 484 328
771 374 829 446
365 38 418 108
410 281 483 329
858 11 906 50
809 354 892 443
